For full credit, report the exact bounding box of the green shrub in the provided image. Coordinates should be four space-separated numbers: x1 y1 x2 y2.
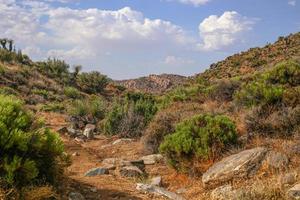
206 79 240 102
0 64 6 74
0 86 18 96
39 102 65 113
234 81 283 107
266 60 300 86
31 89 49 99
67 96 106 120
103 92 158 137
283 86 300 107
64 87 81 99
0 95 66 187
160 114 237 170
76 71 110 94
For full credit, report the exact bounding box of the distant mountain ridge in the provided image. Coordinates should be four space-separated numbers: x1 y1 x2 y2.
116 74 187 94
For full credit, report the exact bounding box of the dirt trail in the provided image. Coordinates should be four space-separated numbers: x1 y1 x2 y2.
39 112 203 200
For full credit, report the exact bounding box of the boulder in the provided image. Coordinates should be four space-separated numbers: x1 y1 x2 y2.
265 151 289 171
67 127 81 138
102 158 119 166
120 159 145 171
83 124 96 139
84 167 109 177
202 147 268 187
120 166 144 178
287 184 300 199
68 192 85 200
140 154 164 165
136 183 185 200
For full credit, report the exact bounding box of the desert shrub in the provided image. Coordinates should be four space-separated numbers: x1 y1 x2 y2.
282 86 300 107
234 81 283 107
67 96 106 120
160 114 237 169
0 86 18 96
76 71 110 94
64 87 81 99
31 89 49 99
0 64 5 74
0 49 30 65
104 92 158 137
39 102 65 113
206 79 240 101
142 111 179 154
266 60 300 86
245 105 300 136
0 95 66 187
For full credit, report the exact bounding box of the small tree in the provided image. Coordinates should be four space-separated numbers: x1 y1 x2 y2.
76 71 110 94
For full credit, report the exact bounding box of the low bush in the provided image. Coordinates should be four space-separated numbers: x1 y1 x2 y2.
67 96 106 120
234 81 283 107
39 102 65 113
206 79 240 102
0 86 18 96
64 86 81 99
160 114 237 170
0 95 66 188
76 71 110 94
103 101 125 136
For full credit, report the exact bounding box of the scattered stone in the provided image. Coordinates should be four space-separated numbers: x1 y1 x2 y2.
112 138 133 145
75 137 85 143
202 147 268 187
72 152 79 157
211 185 239 200
136 183 185 200
85 167 109 177
57 126 68 134
102 158 119 166
176 188 187 194
90 187 97 193
68 192 85 200
120 166 144 178
265 151 289 170
67 128 81 137
120 159 145 171
83 124 96 139
287 184 300 199
150 176 162 186
140 154 164 165
279 173 297 187
103 164 116 170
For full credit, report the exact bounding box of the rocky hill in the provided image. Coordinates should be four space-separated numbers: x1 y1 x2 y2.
116 74 187 94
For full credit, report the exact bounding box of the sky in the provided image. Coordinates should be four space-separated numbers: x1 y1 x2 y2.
0 0 299 79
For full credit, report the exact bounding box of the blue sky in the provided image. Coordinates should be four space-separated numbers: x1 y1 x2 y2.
1 0 299 79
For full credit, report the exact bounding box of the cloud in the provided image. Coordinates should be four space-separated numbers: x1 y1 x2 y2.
166 0 211 7
288 0 296 6
164 55 195 65
198 11 255 50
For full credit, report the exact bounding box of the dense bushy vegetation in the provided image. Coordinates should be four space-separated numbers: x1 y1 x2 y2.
160 114 237 170
76 71 110 94
104 92 158 137
0 95 66 188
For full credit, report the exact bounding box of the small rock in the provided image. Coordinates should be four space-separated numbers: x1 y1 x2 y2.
287 184 300 199
120 159 145 171
68 192 85 200
67 127 81 137
140 154 164 165
72 152 79 157
75 137 85 143
83 124 96 139
150 176 162 186
90 187 97 193
211 185 238 200
136 183 185 200
102 158 119 166
120 166 144 178
85 167 109 177
265 151 289 170
103 164 116 170
176 188 187 194
112 138 133 145
279 173 297 187
57 127 68 134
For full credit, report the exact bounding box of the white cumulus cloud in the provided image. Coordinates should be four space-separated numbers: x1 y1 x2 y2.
174 0 211 6
198 11 255 50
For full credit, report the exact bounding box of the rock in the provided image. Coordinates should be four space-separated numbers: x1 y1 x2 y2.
84 167 109 177
120 166 144 178
211 185 239 200
279 173 297 187
150 176 162 186
103 164 116 170
90 187 97 193
68 192 85 200
72 152 79 157
140 154 164 165
202 147 268 187
102 158 119 166
136 183 185 200
83 124 96 139
75 137 86 143
120 159 145 171
57 126 68 134
112 138 133 145
67 128 81 137
287 184 300 199
176 188 187 194
265 151 289 170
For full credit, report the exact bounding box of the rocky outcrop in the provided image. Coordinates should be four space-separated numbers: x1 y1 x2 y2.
202 147 268 187
140 154 164 165
84 167 109 177
116 74 187 94
120 166 144 178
